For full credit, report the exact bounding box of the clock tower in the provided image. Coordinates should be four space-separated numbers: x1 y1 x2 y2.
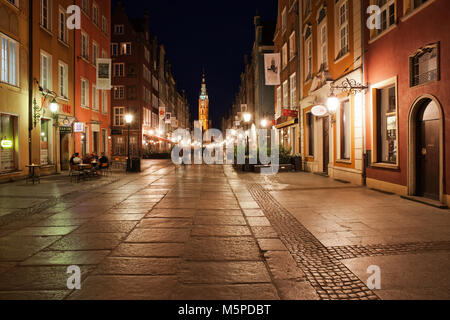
199 72 209 131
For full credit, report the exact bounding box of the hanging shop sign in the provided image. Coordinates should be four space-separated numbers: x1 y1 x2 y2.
311 105 328 117
165 112 172 124
74 122 85 133
0 140 13 149
96 58 112 90
264 53 281 86
282 109 299 118
159 107 166 120
59 126 72 134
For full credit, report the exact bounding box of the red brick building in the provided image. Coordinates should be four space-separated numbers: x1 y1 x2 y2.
364 0 449 206
74 0 111 158
110 3 154 158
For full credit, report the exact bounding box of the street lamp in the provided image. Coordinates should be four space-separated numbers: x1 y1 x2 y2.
261 119 268 128
49 98 59 113
243 113 252 123
125 114 133 172
326 94 340 115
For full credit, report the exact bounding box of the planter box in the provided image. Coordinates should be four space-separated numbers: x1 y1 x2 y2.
293 157 303 172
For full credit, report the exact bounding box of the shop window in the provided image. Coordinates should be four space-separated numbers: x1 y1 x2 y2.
40 119 51 165
306 112 314 157
340 100 351 160
375 84 397 164
114 136 125 155
0 114 18 172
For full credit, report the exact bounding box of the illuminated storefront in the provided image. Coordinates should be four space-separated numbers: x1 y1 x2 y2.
0 114 18 173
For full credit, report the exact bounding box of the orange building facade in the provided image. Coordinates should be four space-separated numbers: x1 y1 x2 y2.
31 0 76 174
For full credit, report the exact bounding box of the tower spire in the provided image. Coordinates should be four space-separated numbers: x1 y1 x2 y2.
199 70 210 131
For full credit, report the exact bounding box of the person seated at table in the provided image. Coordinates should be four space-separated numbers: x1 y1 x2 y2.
92 152 99 162
83 153 92 165
99 153 109 169
70 153 82 166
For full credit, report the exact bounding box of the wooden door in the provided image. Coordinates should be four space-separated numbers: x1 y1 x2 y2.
417 119 440 200
323 117 329 175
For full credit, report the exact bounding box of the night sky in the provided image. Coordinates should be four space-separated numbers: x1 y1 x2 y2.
114 0 278 128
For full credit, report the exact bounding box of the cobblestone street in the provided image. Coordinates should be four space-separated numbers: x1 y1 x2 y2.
0 160 449 300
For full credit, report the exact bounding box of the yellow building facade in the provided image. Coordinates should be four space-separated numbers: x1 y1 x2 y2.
0 0 29 182
299 0 364 185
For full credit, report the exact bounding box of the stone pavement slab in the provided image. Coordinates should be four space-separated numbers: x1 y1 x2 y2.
112 243 185 258
342 252 450 300
68 276 178 300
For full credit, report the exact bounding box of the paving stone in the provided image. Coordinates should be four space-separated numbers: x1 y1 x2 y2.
243 209 265 217
126 229 190 243
184 237 261 261
264 251 305 281
239 201 261 209
68 276 177 300
172 283 280 300
156 201 197 209
74 221 138 234
250 226 279 239
191 226 252 237
33 219 91 227
95 214 145 221
257 239 287 251
138 218 192 229
95 257 181 275
180 261 271 284
148 209 196 218
20 251 110 266
112 243 185 258
0 290 70 300
0 236 60 262
196 209 243 216
194 216 247 226
0 262 16 274
49 233 126 251
247 217 272 227
0 266 92 291
104 208 150 214
10 227 78 237
274 279 320 300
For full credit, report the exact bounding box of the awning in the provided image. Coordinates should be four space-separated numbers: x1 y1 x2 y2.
143 134 174 144
275 118 298 130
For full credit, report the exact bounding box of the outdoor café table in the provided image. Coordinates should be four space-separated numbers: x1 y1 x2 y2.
26 164 41 184
77 164 91 179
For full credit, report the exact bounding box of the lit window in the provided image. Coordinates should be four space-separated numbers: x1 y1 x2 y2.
410 44 439 87
374 83 398 164
1 34 19 86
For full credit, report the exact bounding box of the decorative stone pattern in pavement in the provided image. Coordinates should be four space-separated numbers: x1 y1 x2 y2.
247 182 450 300
247 183 380 300
327 241 450 260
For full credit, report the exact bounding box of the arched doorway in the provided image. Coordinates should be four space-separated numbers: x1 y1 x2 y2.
408 95 444 202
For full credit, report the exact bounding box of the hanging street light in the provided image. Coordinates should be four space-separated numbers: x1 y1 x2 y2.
125 114 133 172
326 94 340 115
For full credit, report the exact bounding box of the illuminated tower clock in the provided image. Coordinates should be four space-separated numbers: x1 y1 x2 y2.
198 72 209 131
